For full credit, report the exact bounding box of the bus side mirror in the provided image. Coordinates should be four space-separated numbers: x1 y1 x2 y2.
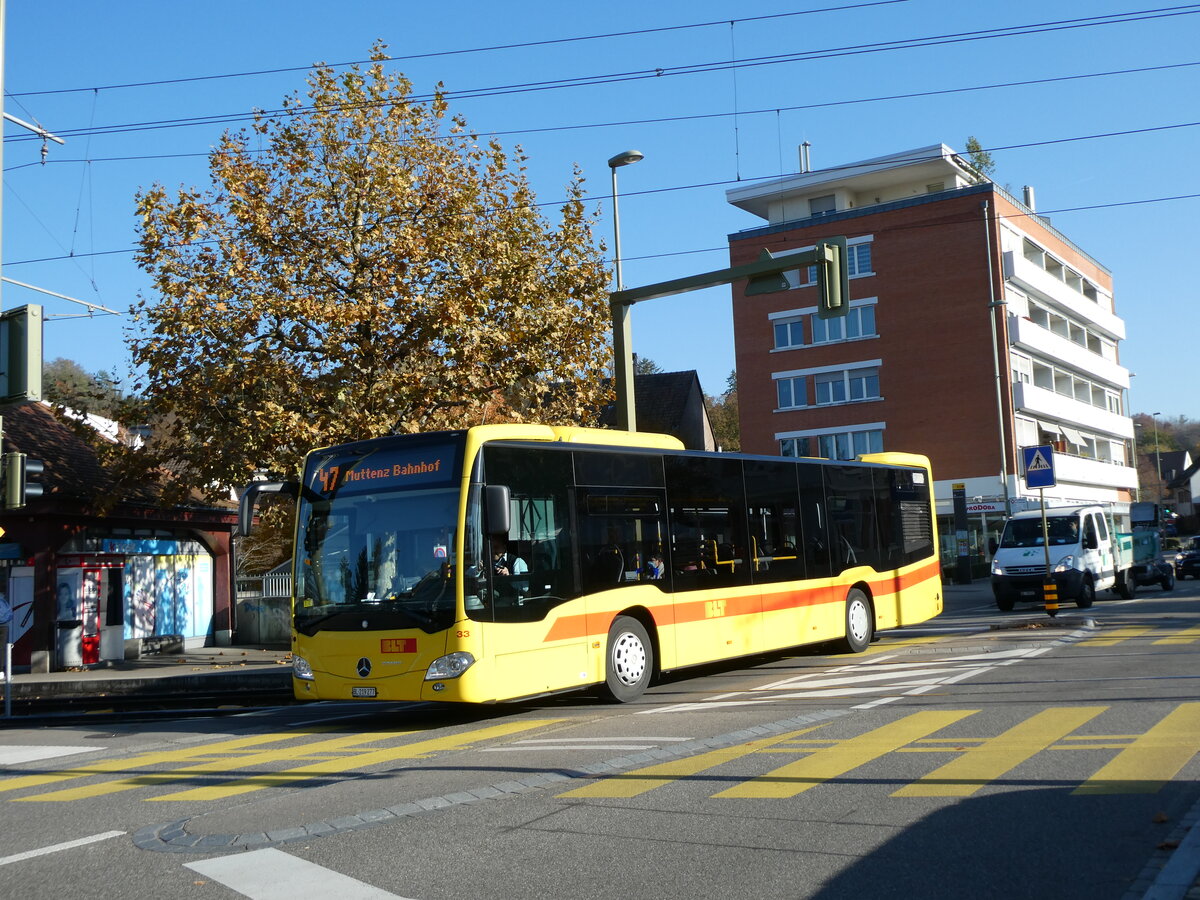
485 484 511 536
238 481 298 536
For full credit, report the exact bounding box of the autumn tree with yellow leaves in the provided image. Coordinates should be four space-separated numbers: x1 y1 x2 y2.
129 46 613 503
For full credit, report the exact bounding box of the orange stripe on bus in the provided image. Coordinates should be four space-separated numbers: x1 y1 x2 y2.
540 559 941 645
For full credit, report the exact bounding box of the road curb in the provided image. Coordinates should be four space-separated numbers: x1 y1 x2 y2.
6 668 292 702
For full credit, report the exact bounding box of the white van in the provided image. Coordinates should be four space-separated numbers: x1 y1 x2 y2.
990 504 1118 610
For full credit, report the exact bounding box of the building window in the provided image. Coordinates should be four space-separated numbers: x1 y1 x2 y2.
814 366 880 406
1025 300 1118 361
781 239 873 289
848 242 872 277
789 265 818 289
845 304 876 339
810 194 836 216
1027 357 1124 413
812 303 876 344
1011 353 1032 385
814 372 846 405
773 318 804 349
780 428 883 460
848 367 880 402
776 376 806 410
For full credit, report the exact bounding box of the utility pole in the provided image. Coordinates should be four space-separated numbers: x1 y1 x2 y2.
0 1 64 406
0 0 66 315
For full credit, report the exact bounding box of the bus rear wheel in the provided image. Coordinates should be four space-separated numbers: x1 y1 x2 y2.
837 589 874 654
601 616 653 702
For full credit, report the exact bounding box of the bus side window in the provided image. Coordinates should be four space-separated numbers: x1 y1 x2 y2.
797 463 832 580
665 455 749 591
575 489 669 594
743 459 804 584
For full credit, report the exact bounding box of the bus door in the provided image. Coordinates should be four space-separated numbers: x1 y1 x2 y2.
664 456 757 668
744 459 811 652
479 445 588 700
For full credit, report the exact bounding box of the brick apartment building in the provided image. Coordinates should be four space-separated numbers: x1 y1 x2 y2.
726 144 1136 572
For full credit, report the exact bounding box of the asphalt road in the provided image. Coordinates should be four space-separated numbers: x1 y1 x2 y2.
3 578 1199 900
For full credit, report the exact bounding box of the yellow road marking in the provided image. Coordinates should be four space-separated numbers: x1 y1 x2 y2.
714 710 976 799
557 725 831 799
1154 625 1200 645
894 707 1106 797
20 732 409 803
1085 626 1152 647
0 731 330 795
1074 703 1200 795
147 719 564 802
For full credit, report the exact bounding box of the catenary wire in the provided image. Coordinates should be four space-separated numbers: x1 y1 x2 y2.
6 1 911 98
5 125 1198 270
6 5 1198 143
6 60 1197 173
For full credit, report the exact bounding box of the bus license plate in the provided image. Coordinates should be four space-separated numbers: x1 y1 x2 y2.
351 686 377 698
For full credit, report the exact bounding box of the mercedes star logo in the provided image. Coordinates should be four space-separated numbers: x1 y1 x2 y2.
356 657 372 678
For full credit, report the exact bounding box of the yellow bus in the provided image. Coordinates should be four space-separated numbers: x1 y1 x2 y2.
239 425 942 704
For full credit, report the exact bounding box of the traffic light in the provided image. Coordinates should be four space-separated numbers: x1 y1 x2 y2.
816 236 850 319
3 452 44 509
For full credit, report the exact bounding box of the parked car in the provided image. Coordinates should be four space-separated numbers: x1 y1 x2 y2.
1177 538 1200 579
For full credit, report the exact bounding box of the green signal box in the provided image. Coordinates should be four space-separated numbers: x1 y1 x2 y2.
0 304 44 403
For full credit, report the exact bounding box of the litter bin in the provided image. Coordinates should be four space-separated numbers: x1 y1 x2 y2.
56 619 84 669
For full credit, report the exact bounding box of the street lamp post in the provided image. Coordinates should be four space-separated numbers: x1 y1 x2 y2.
608 150 644 432
1152 411 1163 504
1134 422 1143 502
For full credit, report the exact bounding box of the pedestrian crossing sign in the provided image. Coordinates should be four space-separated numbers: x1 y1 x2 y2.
1022 444 1056 488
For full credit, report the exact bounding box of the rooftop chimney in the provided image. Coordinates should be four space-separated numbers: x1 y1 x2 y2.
1023 185 1036 211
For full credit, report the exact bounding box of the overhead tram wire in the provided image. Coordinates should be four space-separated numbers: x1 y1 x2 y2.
7 0 913 99
8 60 1198 173
6 4 1199 145
10 189 1198 273
7 126 1200 271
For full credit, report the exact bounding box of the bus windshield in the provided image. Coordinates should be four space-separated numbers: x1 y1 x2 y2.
294 435 467 635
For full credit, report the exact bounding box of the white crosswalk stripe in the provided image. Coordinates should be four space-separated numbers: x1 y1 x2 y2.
0 745 102 766
186 848 409 900
642 639 1077 714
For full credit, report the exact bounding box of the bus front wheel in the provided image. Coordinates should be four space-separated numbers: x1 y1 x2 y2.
837 589 874 654
601 616 653 702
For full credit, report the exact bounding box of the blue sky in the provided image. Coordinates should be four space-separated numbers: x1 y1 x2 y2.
3 0 1197 422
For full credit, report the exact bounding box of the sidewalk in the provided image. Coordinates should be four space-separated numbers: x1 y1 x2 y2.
2 645 294 710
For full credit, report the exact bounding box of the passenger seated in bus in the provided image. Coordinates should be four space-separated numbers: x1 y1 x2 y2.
644 554 665 580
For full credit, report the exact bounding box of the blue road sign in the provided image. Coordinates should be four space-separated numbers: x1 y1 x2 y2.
1022 444 1056 489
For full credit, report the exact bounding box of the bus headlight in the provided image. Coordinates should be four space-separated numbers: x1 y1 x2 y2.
425 651 475 681
293 655 315 681
1052 555 1075 574
991 558 1003 576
